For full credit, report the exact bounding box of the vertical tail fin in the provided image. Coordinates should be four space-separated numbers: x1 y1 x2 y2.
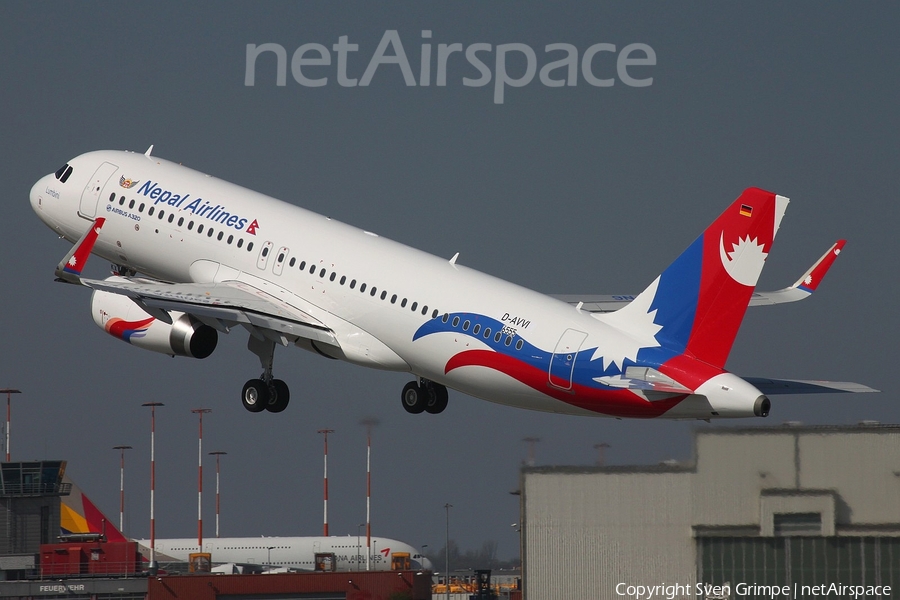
612 188 788 369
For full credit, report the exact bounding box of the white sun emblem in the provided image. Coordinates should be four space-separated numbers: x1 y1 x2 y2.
593 277 664 371
67 256 77 267
718 233 768 287
804 275 813 286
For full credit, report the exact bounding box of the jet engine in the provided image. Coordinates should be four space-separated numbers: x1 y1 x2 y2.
91 285 217 359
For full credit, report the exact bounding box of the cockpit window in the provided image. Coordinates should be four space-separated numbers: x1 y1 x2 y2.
55 164 73 183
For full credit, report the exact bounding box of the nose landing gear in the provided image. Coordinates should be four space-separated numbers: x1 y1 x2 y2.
242 335 291 414
401 378 448 414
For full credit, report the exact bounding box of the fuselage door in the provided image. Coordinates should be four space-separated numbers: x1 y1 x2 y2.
272 246 289 275
548 328 587 390
256 241 274 270
79 162 118 219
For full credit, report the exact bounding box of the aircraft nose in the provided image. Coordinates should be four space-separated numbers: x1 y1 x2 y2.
30 174 57 214
29 177 44 213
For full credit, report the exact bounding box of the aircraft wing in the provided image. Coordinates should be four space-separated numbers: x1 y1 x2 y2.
743 377 879 395
54 217 336 346
552 240 846 313
83 277 337 346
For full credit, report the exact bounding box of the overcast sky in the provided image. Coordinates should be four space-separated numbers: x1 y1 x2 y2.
1 3 897 561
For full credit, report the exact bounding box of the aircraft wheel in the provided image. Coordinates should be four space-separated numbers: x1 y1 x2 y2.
242 379 269 413
267 379 290 413
424 383 449 414
401 381 426 414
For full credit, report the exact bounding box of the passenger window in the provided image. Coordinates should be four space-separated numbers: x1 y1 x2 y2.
350 279 356 289
247 242 254 251
401 298 408 308
463 320 470 331
139 203 145 212
208 228 214 237
289 258 296 267
360 283 367 292
432 310 439 319
148 206 154 216
370 287 377 296
237 238 243 248
188 221 194 230
340 276 346 285
473 324 481 335
494 332 502 342
380 291 387 300
198 224 204 233
484 328 491 339
330 272 336 282
422 306 428 315
309 264 316 274
516 340 524 350
168 214 175 223
109 192 115 202
217 231 224 241
277 253 284 262
505 336 512 346
119 196 125 205
158 210 165 220
129 200 135 209
411 302 418 311
452 316 460 327
391 294 397 304
178 217 184 227
227 235 233 244
262 247 269 257
442 314 449 323
319 268 326 278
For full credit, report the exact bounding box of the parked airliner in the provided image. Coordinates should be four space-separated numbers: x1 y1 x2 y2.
30 148 876 419
141 536 432 572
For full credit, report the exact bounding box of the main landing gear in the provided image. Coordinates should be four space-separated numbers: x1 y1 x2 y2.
242 336 290 413
401 378 449 415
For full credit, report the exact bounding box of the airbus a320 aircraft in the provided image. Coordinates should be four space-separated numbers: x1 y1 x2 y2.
142 536 432 573
30 148 876 419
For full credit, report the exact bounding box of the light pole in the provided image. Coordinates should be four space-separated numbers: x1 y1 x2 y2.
594 442 610 466
0 389 22 462
266 546 275 566
360 417 379 571
356 522 365 569
317 429 334 536
141 402 164 575
209 451 227 538
522 437 541 466
444 503 452 600
191 408 212 552
112 445 132 533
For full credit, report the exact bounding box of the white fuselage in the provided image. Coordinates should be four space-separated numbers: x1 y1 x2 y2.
30 149 757 419
140 535 431 571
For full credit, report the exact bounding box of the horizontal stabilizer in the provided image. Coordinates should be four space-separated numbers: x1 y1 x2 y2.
744 377 879 395
594 366 692 395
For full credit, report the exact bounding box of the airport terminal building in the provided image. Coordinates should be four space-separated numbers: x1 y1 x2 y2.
521 424 900 600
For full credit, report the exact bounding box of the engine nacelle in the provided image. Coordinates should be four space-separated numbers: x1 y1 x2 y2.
91 285 217 359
